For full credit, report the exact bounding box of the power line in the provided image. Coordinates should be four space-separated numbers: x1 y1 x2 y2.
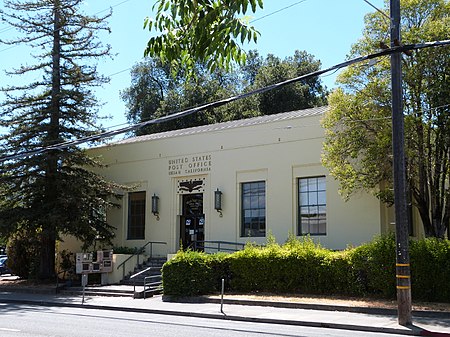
90 0 312 80
250 0 308 24
92 1 313 80
1 39 449 163
0 26 14 34
362 0 390 20
0 45 15 53
95 0 134 14
108 68 132 78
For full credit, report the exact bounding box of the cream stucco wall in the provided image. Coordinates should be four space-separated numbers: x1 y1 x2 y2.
88 108 383 253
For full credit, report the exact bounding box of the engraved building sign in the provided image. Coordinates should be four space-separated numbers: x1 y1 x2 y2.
168 154 212 176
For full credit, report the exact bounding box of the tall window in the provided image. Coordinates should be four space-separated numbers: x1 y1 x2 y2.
128 191 146 240
241 181 266 237
298 176 326 235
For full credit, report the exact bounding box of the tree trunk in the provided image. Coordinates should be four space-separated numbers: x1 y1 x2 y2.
39 227 56 279
39 0 61 280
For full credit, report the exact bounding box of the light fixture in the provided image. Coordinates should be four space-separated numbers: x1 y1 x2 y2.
214 188 223 217
151 193 160 220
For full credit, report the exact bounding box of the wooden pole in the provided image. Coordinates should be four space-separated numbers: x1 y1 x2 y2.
390 0 412 326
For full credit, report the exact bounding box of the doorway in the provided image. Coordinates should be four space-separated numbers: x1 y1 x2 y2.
180 193 205 250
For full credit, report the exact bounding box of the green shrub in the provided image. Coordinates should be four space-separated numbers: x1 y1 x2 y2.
6 230 40 279
349 234 396 298
161 234 450 302
162 250 228 297
228 237 354 295
410 238 450 302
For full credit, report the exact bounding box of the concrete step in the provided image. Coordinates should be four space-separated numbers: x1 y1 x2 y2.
134 288 163 299
120 276 162 287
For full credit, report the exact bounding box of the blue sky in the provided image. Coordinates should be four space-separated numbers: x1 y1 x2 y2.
0 0 385 133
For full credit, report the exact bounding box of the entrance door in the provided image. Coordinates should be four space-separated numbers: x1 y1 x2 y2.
180 193 205 251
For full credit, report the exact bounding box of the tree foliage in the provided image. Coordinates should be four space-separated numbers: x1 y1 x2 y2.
322 0 450 238
144 0 263 76
122 50 327 135
0 0 123 279
121 58 258 135
250 50 327 114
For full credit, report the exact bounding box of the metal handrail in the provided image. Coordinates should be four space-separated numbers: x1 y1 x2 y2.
191 240 246 252
129 266 162 299
130 266 154 279
143 274 162 299
116 241 167 279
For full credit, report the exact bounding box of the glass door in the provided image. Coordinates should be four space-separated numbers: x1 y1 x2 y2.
180 193 204 250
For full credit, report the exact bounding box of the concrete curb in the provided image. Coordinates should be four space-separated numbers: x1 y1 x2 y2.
0 297 424 336
164 295 450 319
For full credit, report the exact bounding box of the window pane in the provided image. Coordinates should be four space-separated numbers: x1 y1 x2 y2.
309 192 318 205
298 177 326 235
309 220 319 234
128 191 146 240
318 191 326 205
258 209 265 219
299 192 309 205
241 181 266 237
300 206 310 217
258 195 265 208
318 205 326 218
250 195 258 209
317 177 326 191
319 221 326 234
299 179 308 192
301 221 309 234
311 205 320 219
242 183 251 193
251 209 259 221
243 196 250 209
308 178 317 191
258 181 266 193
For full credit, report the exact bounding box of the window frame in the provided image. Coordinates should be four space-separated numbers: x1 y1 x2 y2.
298 176 326 236
240 180 266 237
127 191 146 240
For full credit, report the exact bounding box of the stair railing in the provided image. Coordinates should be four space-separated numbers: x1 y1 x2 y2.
129 266 162 299
143 273 163 299
116 241 167 279
190 240 246 252
129 266 152 298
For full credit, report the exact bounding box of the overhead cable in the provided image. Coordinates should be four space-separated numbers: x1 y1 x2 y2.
362 0 390 20
1 39 449 163
250 0 307 23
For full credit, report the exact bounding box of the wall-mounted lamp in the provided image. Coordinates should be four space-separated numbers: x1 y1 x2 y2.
214 188 223 217
151 193 160 220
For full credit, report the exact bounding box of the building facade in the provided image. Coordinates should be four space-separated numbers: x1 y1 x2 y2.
81 106 401 256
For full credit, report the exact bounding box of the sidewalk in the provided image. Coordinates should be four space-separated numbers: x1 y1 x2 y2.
0 287 449 336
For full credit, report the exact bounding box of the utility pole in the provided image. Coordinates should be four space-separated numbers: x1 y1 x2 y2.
390 0 412 326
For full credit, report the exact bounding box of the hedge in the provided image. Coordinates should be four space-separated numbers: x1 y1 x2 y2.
162 250 229 296
161 235 450 302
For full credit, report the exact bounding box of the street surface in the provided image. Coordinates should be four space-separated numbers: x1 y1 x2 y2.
0 303 408 337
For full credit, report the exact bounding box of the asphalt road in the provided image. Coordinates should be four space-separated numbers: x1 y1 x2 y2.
0 302 409 337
